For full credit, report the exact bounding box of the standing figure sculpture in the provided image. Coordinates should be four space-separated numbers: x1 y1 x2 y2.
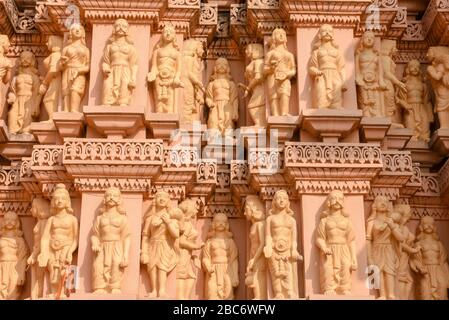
141 191 179 298
397 60 433 142
27 198 50 299
61 24 90 113
205 57 238 134
92 187 131 294
102 19 138 107
380 39 406 127
0 35 12 112
355 31 386 117
315 190 357 295
39 35 63 121
181 39 205 124
264 190 302 299
244 195 267 300
427 46 449 129
7 51 41 134
0 212 28 300
38 184 79 297
264 28 296 116
366 195 403 300
202 213 239 300
411 216 449 300
147 25 183 114
309 24 347 110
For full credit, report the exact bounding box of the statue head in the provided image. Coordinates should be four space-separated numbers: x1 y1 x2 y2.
417 216 439 240
46 35 63 52
31 197 50 220
381 39 397 57
393 204 411 225
50 184 73 215
361 31 375 48
68 23 86 44
162 24 176 43
272 28 287 46
19 51 36 68
319 24 334 43
0 35 10 55
114 19 129 36
211 57 232 80
245 43 264 60
178 198 197 221
183 39 204 58
270 190 294 216
367 195 391 222
103 187 126 214
244 195 266 222
405 59 421 77
154 190 171 209
427 46 449 64
208 213 232 239
0 211 22 236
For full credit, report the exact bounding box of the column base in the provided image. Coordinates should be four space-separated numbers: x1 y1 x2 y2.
30 121 61 144
53 112 85 138
385 127 413 150
405 139 443 168
146 113 180 144
0 131 36 161
359 117 391 144
267 115 299 145
430 128 449 156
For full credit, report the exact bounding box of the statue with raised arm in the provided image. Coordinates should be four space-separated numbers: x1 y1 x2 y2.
0 35 12 112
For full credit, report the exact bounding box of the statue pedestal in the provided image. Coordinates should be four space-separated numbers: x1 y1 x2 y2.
146 113 180 145
405 139 443 168
385 127 413 150
430 128 449 156
53 112 85 138
0 132 36 161
30 121 61 145
359 117 391 144
267 115 299 146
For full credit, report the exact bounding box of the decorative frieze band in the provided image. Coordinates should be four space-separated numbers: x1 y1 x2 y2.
298 180 371 195
74 178 150 193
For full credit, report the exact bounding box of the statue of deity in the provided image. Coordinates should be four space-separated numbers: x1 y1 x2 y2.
426 46 449 129
411 216 449 300
264 28 296 116
0 35 12 110
0 212 28 300
355 31 386 117
243 43 266 127
92 187 131 294
181 39 205 124
366 195 403 300
202 213 239 300
309 24 347 109
205 57 238 135
141 191 179 298
39 35 63 121
61 24 90 113
315 190 357 295
102 19 138 107
147 25 183 114
263 190 302 299
37 184 79 297
7 51 41 134
397 60 434 142
27 198 51 299
244 195 267 300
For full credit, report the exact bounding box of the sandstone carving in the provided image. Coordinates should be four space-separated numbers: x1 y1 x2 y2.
0 35 12 108
427 46 449 129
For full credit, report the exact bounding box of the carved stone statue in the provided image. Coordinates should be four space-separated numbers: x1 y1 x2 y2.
7 51 41 134
366 195 402 300
427 46 449 129
411 216 449 300
176 199 203 300
147 25 183 114
181 39 205 124
202 213 239 300
92 187 131 294
263 190 302 299
397 60 434 142
264 28 296 116
355 31 386 117
39 36 63 121
61 24 90 113
309 24 347 109
243 44 266 127
0 212 28 300
37 184 79 297
102 19 138 107
315 190 357 295
380 39 407 127
244 195 267 300
141 190 179 298
27 198 50 299
0 35 12 109
205 57 238 134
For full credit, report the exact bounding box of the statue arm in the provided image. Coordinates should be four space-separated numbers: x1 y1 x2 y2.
175 52 183 84
229 239 239 287
337 52 346 86
166 218 180 239
201 240 213 273
68 216 79 262
179 234 201 251
130 47 138 85
147 48 159 81
42 53 61 87
121 220 131 265
354 53 364 86
288 53 297 79
396 84 409 110
17 238 29 283
381 57 404 88
290 217 302 260
252 223 265 264
38 217 52 267
427 65 443 81
230 81 239 121
347 220 357 268
141 217 151 257
205 82 214 108
315 219 328 253
308 50 321 77
7 77 17 104
102 44 111 75
366 220 374 265
91 217 101 251
78 48 90 75
263 217 273 258
263 52 273 76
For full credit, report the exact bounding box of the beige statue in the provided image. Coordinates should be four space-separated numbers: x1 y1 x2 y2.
0 212 28 300
309 24 347 109
0 35 12 109
102 19 138 107
411 216 449 300
92 187 131 294
27 198 51 299
397 60 434 142
316 190 357 295
61 24 90 113
427 46 449 129
264 190 302 299
366 195 403 300
355 31 386 117
380 39 407 127
202 213 239 300
176 199 203 300
205 57 238 134
243 44 266 127
264 28 296 116
147 25 183 114
244 195 267 300
39 36 63 121
38 184 79 297
181 39 205 124
7 51 41 134
141 191 179 298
